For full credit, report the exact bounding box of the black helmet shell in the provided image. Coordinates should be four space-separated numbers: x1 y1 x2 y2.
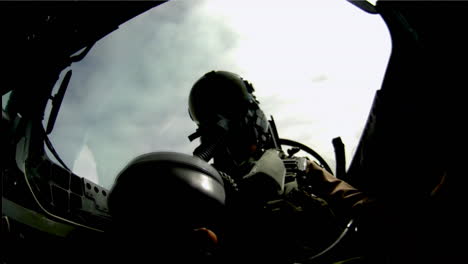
108 152 225 225
189 71 254 125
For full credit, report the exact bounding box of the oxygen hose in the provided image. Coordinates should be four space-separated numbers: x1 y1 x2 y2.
194 142 216 161
193 136 225 162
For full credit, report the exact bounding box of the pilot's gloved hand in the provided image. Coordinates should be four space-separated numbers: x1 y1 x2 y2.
305 160 375 218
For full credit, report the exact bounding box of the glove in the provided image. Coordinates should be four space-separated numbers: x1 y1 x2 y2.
305 160 374 218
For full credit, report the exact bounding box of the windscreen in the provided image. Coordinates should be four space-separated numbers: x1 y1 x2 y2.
44 0 391 189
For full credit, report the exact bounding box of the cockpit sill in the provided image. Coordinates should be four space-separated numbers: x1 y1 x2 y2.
2 112 112 237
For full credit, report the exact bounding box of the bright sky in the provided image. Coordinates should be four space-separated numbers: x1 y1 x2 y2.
45 0 391 189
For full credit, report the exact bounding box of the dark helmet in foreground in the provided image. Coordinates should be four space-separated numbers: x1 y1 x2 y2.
108 151 225 225
108 152 225 261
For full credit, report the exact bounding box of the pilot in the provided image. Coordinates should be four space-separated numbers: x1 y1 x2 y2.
187 70 371 215
187 71 376 262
